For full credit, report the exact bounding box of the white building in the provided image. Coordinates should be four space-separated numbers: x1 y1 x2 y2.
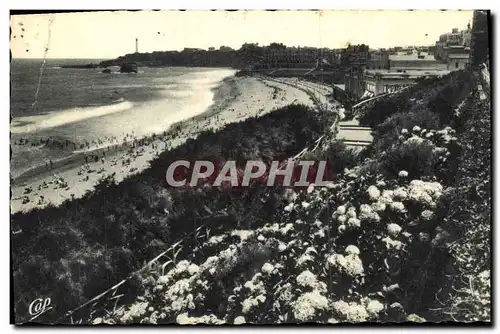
363 69 451 96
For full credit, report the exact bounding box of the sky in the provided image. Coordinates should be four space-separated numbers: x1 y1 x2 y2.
10 10 474 59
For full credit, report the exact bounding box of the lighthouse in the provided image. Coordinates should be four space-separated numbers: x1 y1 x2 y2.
135 38 139 53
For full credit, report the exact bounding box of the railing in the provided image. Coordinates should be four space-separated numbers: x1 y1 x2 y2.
56 224 211 324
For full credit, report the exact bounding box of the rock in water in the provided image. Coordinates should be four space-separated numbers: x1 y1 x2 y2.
101 68 112 74
119 62 138 73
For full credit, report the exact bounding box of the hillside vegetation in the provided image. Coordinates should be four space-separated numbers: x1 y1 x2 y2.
81 69 490 325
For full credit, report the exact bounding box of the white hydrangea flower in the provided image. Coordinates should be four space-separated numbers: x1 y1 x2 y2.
371 201 387 212
345 245 360 255
359 204 373 215
284 203 294 212
261 263 274 275
398 170 409 178
366 300 384 315
242 295 266 314
293 291 329 322
346 206 357 219
382 236 404 250
297 253 314 267
393 187 408 200
376 180 387 187
378 190 394 205
359 204 381 222
187 264 199 275
302 201 311 210
278 242 287 252
120 302 149 323
336 205 347 215
367 185 381 200
327 253 364 277
425 132 434 138
405 136 426 145
297 270 319 288
257 234 266 242
234 316 246 325
338 224 346 234
337 215 347 224
390 201 406 212
412 125 421 132
208 235 227 245
387 223 402 236
408 180 443 207
401 128 408 134
347 217 361 229
332 300 369 322
231 230 254 241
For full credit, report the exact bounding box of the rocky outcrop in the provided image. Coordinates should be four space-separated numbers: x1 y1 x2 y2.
119 63 138 73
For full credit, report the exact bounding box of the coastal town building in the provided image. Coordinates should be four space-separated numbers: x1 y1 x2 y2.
362 69 450 97
434 25 472 70
389 51 447 71
259 46 341 69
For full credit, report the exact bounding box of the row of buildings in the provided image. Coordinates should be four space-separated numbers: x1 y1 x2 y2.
342 20 478 100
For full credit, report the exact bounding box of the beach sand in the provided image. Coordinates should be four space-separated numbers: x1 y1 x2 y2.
10 76 319 213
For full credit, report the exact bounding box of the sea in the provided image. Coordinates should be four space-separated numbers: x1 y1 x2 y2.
10 59 236 178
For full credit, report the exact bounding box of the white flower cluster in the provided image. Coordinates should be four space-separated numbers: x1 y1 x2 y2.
407 180 443 208
119 302 149 323
359 204 381 223
436 126 457 144
387 223 402 236
163 278 196 312
296 253 315 267
242 294 266 314
208 234 227 245
292 291 329 322
231 230 254 241
296 270 327 292
243 273 265 293
393 187 408 200
327 246 364 277
390 201 406 213
233 316 246 325
367 185 381 200
334 205 362 231
381 236 404 250
261 262 274 275
176 313 225 325
332 298 384 322
398 170 409 178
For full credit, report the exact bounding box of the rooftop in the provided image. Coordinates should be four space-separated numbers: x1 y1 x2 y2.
389 52 437 61
365 69 451 79
447 54 470 59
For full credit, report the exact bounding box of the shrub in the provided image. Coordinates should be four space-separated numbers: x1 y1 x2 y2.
382 140 437 178
373 110 440 152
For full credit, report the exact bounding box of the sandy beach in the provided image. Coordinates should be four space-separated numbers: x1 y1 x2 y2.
11 76 324 213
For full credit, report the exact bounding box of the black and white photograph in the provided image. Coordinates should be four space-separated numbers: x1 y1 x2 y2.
9 9 491 325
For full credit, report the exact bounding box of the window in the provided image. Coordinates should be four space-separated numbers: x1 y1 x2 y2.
455 62 459 69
